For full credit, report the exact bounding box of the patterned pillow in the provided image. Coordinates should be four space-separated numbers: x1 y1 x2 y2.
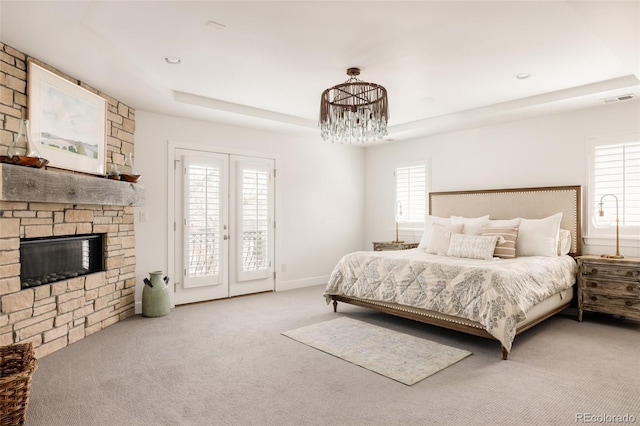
481 226 519 259
447 234 498 260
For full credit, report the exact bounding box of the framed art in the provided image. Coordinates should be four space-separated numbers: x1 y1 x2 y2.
28 61 106 175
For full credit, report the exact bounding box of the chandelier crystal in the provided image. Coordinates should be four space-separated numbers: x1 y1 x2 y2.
319 68 389 144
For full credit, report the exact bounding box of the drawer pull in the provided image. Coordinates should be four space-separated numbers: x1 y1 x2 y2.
625 301 633 307
589 282 598 288
590 268 598 275
628 285 636 292
590 296 597 301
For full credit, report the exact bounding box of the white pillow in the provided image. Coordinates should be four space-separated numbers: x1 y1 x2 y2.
417 215 451 249
516 213 563 257
557 229 571 256
426 223 464 255
451 215 490 235
487 218 521 228
447 234 498 260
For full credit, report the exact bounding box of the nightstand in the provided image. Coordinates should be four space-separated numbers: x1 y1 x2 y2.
372 241 419 251
576 255 640 322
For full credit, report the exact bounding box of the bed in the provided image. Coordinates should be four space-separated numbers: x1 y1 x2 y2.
324 185 582 359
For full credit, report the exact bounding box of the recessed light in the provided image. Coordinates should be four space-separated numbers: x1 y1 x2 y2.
164 56 182 65
513 72 531 80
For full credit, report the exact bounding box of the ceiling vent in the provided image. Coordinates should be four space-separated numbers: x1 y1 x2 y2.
602 94 636 104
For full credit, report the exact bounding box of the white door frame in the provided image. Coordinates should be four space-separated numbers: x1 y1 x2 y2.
167 140 280 308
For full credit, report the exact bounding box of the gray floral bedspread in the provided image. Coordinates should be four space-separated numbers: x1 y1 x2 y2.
323 250 577 351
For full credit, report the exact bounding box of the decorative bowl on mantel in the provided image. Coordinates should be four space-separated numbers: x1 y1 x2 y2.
120 174 141 183
0 155 49 168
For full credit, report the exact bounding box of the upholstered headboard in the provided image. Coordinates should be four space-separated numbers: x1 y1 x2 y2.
429 185 581 256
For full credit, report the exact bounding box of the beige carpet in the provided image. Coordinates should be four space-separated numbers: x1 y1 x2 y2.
282 317 471 385
24 284 640 426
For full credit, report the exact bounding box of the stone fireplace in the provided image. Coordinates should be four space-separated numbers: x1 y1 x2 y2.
20 233 104 289
0 189 141 358
0 42 143 358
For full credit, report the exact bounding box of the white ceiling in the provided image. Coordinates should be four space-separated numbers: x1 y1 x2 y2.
1 1 639 143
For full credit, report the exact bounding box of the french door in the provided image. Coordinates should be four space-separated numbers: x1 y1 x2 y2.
173 148 275 305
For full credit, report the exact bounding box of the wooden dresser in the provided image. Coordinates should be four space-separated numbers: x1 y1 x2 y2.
372 241 419 251
576 255 640 322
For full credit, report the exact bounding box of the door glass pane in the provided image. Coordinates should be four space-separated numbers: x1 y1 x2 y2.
241 167 269 272
186 163 220 279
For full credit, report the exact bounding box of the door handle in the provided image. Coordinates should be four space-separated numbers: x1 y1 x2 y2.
223 235 230 240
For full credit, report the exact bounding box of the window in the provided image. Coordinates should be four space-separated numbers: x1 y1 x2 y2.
395 163 427 225
588 134 640 238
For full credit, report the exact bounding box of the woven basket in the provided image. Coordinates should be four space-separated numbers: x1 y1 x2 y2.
0 343 38 426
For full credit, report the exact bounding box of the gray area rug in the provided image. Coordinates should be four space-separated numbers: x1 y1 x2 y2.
282 316 471 385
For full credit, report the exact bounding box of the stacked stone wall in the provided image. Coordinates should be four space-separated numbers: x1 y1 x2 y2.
0 42 136 358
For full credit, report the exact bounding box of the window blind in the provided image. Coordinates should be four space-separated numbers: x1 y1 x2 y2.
593 141 640 228
186 163 221 278
240 167 270 272
395 164 426 223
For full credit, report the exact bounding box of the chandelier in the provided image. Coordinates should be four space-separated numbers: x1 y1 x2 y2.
319 67 389 144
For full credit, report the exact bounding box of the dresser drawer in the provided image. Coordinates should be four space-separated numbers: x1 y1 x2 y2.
577 256 640 322
581 278 640 297
581 291 640 318
580 263 640 280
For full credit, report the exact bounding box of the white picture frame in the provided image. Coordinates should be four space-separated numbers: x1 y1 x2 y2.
28 61 106 175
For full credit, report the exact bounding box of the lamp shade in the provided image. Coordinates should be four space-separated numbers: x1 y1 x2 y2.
395 201 404 223
592 210 611 228
593 194 624 259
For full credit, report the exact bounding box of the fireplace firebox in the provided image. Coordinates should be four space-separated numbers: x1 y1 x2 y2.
20 234 105 289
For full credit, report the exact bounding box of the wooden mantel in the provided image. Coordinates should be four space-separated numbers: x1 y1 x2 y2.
0 163 144 206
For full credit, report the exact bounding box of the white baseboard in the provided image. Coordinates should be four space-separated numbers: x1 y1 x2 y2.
135 276 330 312
277 275 330 291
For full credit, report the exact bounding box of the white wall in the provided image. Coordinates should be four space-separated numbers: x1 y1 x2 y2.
133 101 639 312
364 101 640 256
133 111 364 311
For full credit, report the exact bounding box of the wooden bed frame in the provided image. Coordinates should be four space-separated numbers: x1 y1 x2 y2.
331 185 582 360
